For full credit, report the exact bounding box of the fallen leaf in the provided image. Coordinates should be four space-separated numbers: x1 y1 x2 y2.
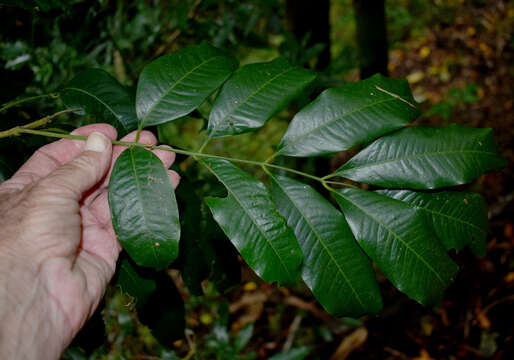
329 327 368 360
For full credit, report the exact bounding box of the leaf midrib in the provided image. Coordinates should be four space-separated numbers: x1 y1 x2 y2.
203 161 294 282
340 149 499 173
140 55 222 126
65 87 128 132
335 191 446 286
277 97 401 155
399 196 486 234
128 149 162 264
208 66 296 138
271 175 366 311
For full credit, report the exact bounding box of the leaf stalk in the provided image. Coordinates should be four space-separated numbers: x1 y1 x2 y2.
1 120 353 187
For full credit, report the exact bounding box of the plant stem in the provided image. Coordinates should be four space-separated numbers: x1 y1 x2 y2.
10 126 348 186
0 93 60 113
323 180 357 188
0 108 80 138
197 138 209 153
2 126 358 187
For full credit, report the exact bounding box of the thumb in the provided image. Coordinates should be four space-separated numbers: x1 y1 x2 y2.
38 132 113 200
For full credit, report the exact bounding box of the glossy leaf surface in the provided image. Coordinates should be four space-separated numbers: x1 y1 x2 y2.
335 124 506 189
334 188 458 306
270 174 382 316
136 43 238 127
276 74 419 157
206 57 316 139
109 147 180 270
378 190 488 255
61 68 138 136
202 158 303 286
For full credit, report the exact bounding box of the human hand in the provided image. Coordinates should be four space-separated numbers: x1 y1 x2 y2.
0 124 179 359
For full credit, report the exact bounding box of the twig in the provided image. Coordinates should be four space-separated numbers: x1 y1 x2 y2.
375 85 417 109
282 314 302 351
0 93 59 113
482 294 514 315
0 108 80 138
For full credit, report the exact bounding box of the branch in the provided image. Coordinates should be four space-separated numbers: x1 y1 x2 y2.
0 93 59 113
0 108 80 139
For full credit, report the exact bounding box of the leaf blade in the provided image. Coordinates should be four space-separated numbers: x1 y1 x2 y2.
276 74 420 157
113 256 157 308
109 147 180 270
335 124 506 189
334 188 458 306
207 57 316 139
270 174 382 316
378 190 488 255
61 68 138 136
136 43 238 127
202 158 303 286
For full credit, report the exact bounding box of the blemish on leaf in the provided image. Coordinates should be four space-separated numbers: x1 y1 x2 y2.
147 175 163 183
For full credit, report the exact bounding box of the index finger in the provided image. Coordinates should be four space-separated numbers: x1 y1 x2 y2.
1 124 117 192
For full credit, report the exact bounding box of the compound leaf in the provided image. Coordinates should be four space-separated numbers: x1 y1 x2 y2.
202 158 303 286
206 57 316 139
335 124 506 189
334 188 458 306
276 74 420 157
136 43 238 127
378 190 488 256
109 147 180 270
61 68 138 136
270 174 382 316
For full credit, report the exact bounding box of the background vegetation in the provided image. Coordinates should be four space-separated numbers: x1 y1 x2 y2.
0 0 512 359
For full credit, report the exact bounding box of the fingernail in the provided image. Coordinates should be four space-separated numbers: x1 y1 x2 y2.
85 131 109 152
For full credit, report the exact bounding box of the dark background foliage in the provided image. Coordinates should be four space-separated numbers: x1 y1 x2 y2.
0 0 512 359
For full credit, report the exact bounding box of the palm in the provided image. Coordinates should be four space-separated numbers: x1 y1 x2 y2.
0 124 178 341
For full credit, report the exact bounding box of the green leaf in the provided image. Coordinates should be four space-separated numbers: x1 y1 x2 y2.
333 188 458 306
108 147 180 270
113 256 157 308
378 190 488 255
276 74 420 157
202 202 243 293
202 158 303 286
335 124 506 189
138 273 185 346
174 175 211 295
268 347 311 360
233 323 253 352
206 57 316 139
136 43 238 127
174 173 241 294
61 69 138 136
270 174 382 316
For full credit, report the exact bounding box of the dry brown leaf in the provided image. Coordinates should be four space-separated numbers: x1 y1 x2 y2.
329 327 368 360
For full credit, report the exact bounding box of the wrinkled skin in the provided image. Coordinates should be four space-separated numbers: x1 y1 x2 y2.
0 124 179 359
